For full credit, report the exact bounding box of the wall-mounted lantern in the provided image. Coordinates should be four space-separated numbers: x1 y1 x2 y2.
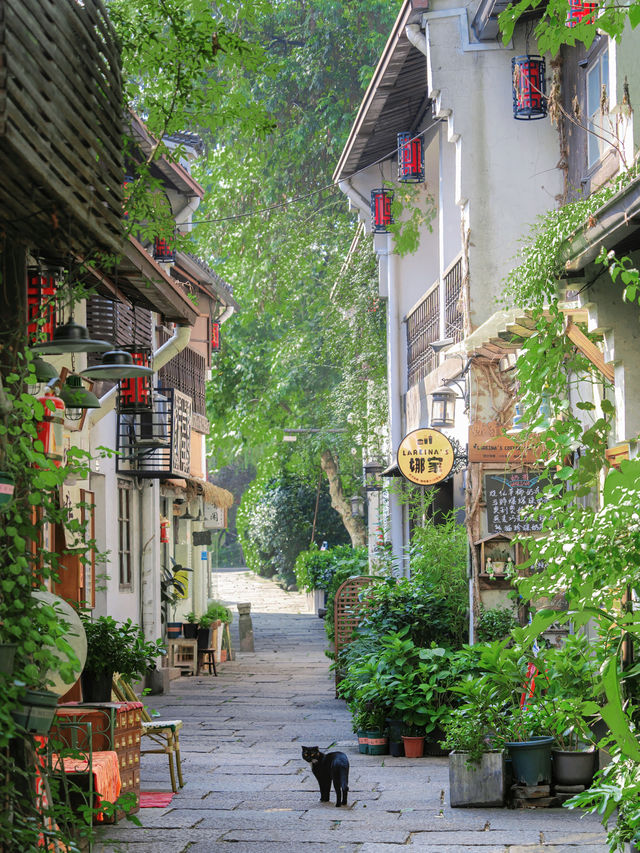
397 132 425 183
350 494 365 518
506 402 526 435
363 459 384 492
566 0 596 26
370 188 394 233
153 236 175 263
27 271 57 343
512 56 547 120
211 321 221 352
429 387 458 429
118 349 153 411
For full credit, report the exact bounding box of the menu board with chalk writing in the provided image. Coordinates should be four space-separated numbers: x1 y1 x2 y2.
485 472 548 534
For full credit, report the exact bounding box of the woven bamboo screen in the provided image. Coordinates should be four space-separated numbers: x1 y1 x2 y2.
334 576 375 689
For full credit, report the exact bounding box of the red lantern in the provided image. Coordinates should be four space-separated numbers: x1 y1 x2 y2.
370 189 394 233
398 133 425 183
512 56 547 120
160 517 170 544
123 175 134 219
211 321 220 352
566 0 596 27
36 391 65 467
28 272 57 342
118 350 152 411
153 236 175 263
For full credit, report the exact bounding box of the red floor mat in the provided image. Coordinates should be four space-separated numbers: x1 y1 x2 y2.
139 792 175 808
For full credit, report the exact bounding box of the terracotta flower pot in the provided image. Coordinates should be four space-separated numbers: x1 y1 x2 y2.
402 735 425 758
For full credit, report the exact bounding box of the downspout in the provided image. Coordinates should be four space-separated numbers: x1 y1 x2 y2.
87 323 192 427
379 235 406 577
217 304 235 324
174 196 201 234
405 22 428 56
338 179 370 218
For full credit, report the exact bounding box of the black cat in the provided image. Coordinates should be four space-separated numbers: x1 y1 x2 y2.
301 746 349 807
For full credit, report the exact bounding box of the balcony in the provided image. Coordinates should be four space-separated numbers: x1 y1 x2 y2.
444 257 464 343
406 286 440 387
116 388 192 479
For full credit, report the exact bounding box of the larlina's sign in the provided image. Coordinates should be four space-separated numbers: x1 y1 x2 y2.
397 428 455 486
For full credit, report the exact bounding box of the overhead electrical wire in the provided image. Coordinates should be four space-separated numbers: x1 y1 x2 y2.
189 120 441 227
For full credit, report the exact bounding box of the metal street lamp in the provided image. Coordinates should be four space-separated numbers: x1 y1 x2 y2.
363 459 384 492
350 494 365 518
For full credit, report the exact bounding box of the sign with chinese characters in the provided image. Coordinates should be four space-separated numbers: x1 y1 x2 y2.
469 421 543 464
397 428 455 486
485 472 548 534
171 389 192 479
203 503 226 529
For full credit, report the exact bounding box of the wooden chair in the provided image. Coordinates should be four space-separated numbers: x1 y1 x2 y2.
112 675 184 793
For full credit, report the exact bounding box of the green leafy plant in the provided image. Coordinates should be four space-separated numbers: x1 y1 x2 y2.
204 601 233 624
475 606 518 643
184 611 199 624
81 616 165 681
161 558 193 623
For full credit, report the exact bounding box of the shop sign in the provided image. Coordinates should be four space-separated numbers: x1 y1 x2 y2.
469 421 543 464
397 428 454 486
485 471 549 533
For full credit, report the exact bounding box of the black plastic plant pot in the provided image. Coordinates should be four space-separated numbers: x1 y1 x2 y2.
183 623 199 639
506 736 554 785
81 669 113 702
0 643 17 676
552 748 596 788
0 472 15 509
11 688 58 734
389 740 405 757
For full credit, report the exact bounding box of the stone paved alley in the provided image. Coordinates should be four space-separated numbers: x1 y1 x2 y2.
96 569 610 853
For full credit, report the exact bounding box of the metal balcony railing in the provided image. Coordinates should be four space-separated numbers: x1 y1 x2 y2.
444 257 464 343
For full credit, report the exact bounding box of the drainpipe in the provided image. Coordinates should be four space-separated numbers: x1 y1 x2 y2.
217 303 235 324
405 22 428 55
174 196 201 234
338 179 370 219
87 324 192 427
379 235 406 577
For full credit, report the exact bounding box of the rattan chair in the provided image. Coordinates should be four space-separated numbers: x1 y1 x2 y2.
112 674 184 793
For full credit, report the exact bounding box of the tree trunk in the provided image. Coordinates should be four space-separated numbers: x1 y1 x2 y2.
320 449 367 548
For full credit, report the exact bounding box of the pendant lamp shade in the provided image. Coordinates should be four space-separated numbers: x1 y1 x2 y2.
31 356 59 384
59 374 101 421
79 349 155 381
31 318 112 354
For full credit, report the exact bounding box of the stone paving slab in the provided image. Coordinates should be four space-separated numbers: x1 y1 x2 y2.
95 568 610 853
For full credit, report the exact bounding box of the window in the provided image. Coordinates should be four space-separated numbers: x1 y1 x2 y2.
118 480 133 589
587 47 609 169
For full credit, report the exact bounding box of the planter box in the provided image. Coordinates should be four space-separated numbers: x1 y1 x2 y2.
306 589 326 615
449 751 506 808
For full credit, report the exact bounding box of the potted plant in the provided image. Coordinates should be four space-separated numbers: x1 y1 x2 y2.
441 703 506 807
11 682 59 734
80 615 165 702
161 558 193 639
183 611 199 640
204 601 233 660
537 696 597 787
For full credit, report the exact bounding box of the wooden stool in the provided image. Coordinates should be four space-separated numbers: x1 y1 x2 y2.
198 648 217 676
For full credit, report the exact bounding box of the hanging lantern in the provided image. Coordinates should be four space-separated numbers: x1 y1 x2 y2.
80 349 155 381
27 356 59 396
118 349 153 411
566 0 596 27
59 374 101 422
31 318 112 354
211 321 220 353
370 189 394 233
27 271 57 343
153 236 175 263
512 56 547 120
36 390 65 466
397 132 425 183
160 516 170 544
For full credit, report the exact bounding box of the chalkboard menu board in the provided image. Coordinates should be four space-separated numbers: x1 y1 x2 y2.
485 472 547 534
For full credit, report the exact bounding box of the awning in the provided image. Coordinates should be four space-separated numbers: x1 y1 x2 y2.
382 463 401 477
161 477 233 508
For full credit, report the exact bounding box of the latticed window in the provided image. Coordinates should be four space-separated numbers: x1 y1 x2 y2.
157 328 207 416
118 480 133 589
86 297 153 366
406 286 440 387
444 257 464 343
